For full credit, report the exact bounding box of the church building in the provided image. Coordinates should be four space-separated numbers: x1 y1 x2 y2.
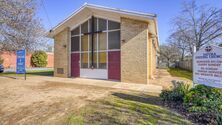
47 3 159 84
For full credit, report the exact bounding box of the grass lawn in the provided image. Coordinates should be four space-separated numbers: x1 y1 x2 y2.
64 92 193 125
0 70 53 77
167 68 192 80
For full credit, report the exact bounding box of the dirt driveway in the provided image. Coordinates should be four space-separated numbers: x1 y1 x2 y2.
0 69 188 125
0 76 120 125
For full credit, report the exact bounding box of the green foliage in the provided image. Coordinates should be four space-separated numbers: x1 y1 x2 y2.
216 113 222 125
160 81 190 102
184 85 222 113
31 51 48 67
0 56 4 64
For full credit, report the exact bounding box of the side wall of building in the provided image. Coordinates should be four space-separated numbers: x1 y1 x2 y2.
121 17 148 84
54 28 70 77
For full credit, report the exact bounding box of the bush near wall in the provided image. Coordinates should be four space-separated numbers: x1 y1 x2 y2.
31 51 48 67
160 83 222 124
0 56 4 64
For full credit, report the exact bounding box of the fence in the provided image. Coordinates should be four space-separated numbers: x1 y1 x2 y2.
176 60 193 71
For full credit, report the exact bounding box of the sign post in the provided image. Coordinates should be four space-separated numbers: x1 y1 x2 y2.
16 49 26 80
193 45 222 88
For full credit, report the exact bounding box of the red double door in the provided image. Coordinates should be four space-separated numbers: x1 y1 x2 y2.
71 51 120 81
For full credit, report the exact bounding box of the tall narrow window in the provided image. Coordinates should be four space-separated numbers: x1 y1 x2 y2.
99 52 106 69
71 36 79 51
81 35 88 51
81 53 88 68
108 31 120 49
81 21 88 34
98 32 107 50
98 18 107 31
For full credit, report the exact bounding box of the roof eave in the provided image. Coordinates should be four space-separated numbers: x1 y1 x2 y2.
47 3 157 38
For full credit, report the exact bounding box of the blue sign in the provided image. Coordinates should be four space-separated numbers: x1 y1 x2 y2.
16 50 26 74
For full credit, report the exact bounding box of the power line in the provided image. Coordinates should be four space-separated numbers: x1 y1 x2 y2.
40 0 52 29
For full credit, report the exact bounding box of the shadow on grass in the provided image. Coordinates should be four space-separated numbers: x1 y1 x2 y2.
0 70 54 77
64 92 193 125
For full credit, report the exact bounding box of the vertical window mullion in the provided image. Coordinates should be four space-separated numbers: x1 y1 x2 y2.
88 20 90 68
106 19 108 70
79 25 82 68
97 18 99 68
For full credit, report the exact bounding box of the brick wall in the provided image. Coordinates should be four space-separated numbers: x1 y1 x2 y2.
1 52 54 68
54 27 70 77
121 17 148 84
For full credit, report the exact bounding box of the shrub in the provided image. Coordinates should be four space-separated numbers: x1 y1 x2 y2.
160 81 190 102
216 113 222 125
184 85 222 124
31 51 48 67
0 56 3 64
184 85 222 113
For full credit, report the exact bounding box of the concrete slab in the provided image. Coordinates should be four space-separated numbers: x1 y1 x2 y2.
27 76 163 93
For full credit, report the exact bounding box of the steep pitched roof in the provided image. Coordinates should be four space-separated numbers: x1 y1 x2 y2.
47 3 157 38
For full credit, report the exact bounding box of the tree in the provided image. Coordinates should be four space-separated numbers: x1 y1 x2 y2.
171 1 222 54
168 31 190 61
0 0 46 52
159 44 181 67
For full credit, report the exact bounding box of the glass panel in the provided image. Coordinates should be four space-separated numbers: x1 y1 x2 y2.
98 52 106 69
71 36 79 52
81 53 88 68
89 18 97 32
81 35 88 51
108 21 120 30
98 32 107 50
98 18 107 31
108 31 120 49
71 27 79 36
89 35 97 51
89 52 97 68
81 21 88 34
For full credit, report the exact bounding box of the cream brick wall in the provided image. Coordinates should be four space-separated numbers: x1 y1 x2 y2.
121 17 148 84
53 28 70 77
148 34 158 79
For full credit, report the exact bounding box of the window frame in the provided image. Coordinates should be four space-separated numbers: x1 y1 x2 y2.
70 17 121 69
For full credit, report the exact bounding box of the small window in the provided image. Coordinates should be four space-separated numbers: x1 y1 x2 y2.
81 35 88 51
81 21 88 34
98 33 107 50
108 31 120 49
98 18 107 31
98 52 106 69
71 36 79 52
81 53 88 68
108 21 120 30
71 27 79 36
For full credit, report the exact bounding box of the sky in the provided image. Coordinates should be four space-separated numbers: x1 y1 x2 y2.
37 0 222 45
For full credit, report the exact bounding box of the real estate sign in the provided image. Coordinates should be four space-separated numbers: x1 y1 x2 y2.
193 45 222 88
16 49 26 74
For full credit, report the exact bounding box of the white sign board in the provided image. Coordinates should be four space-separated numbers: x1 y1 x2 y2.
193 45 222 88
